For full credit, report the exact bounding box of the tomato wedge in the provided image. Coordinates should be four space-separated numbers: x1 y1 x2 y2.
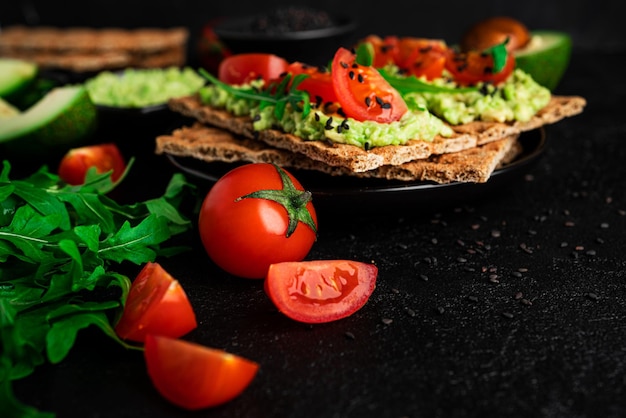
218 53 289 85
264 260 378 324
445 48 515 86
331 47 407 123
361 35 400 68
58 143 126 185
285 61 337 104
397 38 448 80
144 334 259 410
114 262 197 343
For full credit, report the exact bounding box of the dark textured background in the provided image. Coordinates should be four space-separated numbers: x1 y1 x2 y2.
3 2 626 418
1 0 624 53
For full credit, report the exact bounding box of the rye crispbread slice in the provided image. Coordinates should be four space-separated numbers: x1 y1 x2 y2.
155 122 522 184
0 26 188 72
167 94 585 172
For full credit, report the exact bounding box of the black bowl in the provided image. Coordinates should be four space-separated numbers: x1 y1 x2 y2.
212 13 357 66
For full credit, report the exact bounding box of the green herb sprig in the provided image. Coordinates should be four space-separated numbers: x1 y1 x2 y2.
198 68 311 119
0 160 193 418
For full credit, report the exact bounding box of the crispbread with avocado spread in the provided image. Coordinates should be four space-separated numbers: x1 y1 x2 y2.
156 122 521 183
167 93 585 173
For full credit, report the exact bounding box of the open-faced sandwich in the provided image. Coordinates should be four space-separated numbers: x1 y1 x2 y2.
156 22 586 184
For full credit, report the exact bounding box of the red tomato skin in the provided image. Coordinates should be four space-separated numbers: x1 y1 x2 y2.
144 335 259 410
398 38 448 80
331 47 408 123
114 262 197 343
218 53 289 85
285 62 338 104
444 49 516 86
264 260 378 324
58 143 126 185
198 163 317 279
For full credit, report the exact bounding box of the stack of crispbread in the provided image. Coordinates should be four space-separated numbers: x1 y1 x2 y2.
0 26 188 72
155 93 586 184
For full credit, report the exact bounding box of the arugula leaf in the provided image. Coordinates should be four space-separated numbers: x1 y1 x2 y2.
198 68 311 119
0 161 193 418
486 39 509 73
379 68 479 95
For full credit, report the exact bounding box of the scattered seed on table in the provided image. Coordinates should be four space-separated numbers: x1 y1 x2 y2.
491 230 501 238
467 295 479 303
382 318 393 325
436 306 445 315
586 250 597 256
512 271 523 278
457 257 467 263
600 222 609 229
514 292 523 300
405 308 417 317
585 292 599 301
345 331 356 340
502 311 515 319
419 274 429 282
521 298 533 306
560 242 569 248
565 221 576 227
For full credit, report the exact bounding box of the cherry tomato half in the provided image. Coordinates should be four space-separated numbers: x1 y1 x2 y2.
445 48 515 86
114 262 197 343
264 260 378 324
58 143 126 185
397 38 448 80
198 163 318 279
331 47 408 123
218 53 289 85
285 61 337 104
144 334 259 410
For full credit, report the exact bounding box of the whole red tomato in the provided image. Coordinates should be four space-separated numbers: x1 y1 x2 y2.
58 143 126 185
198 163 318 279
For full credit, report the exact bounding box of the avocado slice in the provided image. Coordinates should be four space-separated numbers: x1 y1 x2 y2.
0 58 38 100
0 98 20 119
514 31 572 91
0 85 98 159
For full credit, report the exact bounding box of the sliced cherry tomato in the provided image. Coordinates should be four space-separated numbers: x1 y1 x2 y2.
114 262 197 343
198 163 317 279
331 47 408 123
360 35 400 68
285 61 337 104
218 53 289 85
144 334 259 410
264 260 378 324
444 48 516 86
57 143 126 185
397 38 448 80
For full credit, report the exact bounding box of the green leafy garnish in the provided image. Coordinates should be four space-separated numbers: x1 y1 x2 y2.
487 39 510 73
354 41 375 67
0 161 194 418
378 68 478 94
198 68 311 119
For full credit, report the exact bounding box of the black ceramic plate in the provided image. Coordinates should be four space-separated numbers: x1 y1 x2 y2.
166 128 546 214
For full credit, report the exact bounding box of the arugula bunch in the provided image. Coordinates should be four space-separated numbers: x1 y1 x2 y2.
199 68 312 119
0 160 193 418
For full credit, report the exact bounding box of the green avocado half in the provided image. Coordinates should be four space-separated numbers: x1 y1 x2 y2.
0 58 39 100
0 85 98 160
514 30 572 91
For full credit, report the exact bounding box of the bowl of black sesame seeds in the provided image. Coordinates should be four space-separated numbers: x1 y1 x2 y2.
211 6 357 67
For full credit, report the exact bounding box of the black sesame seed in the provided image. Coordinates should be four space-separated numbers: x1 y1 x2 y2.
252 114 261 122
325 117 333 130
358 73 364 83
340 61 348 69
349 70 355 80
365 96 372 107
375 96 384 106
